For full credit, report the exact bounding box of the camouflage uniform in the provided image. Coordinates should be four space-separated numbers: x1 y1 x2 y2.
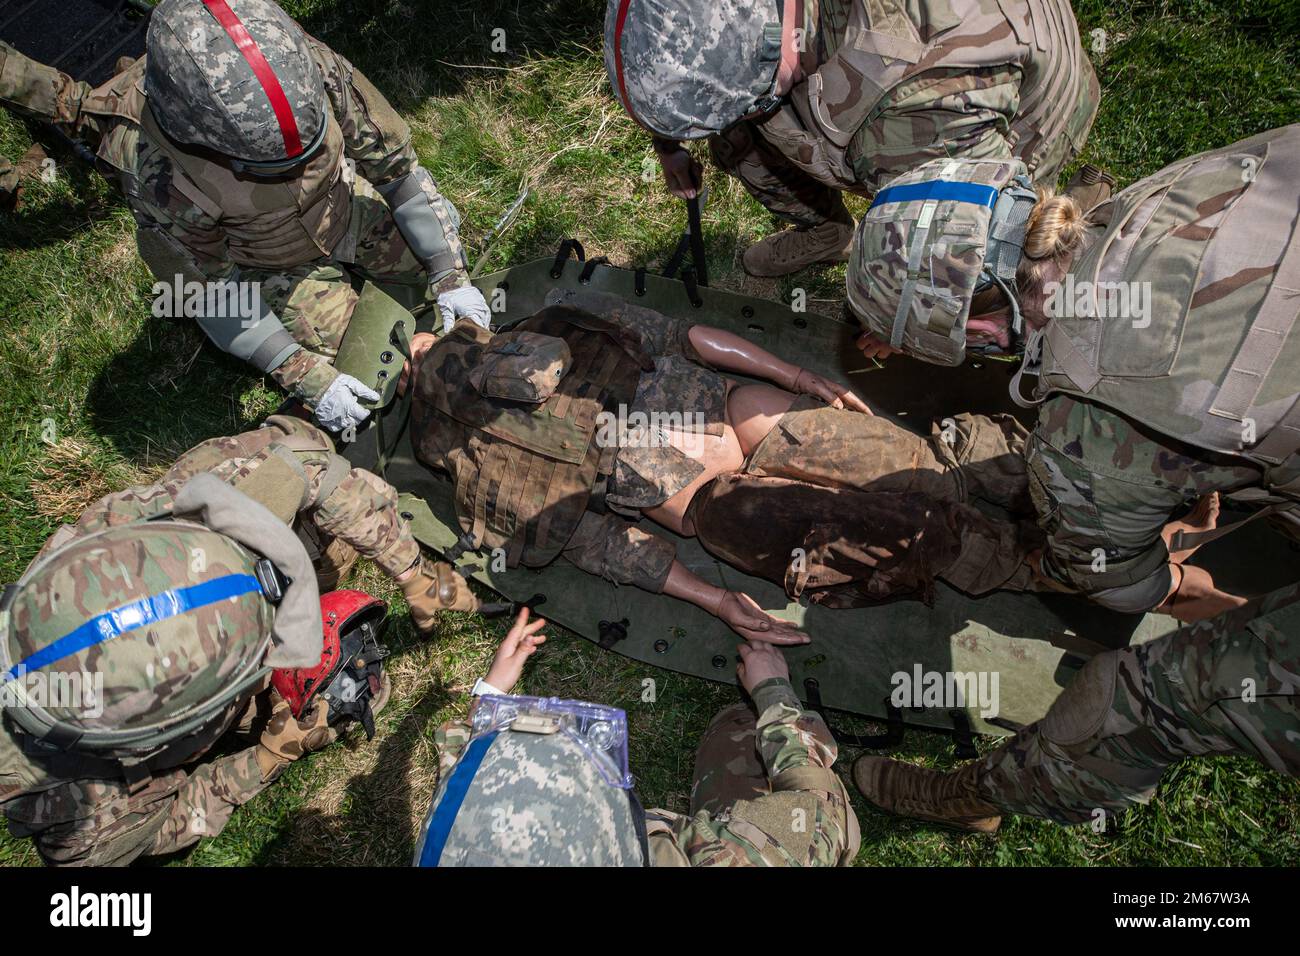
434 677 861 866
847 127 1300 612
0 30 469 404
973 584 1300 823
710 0 1099 226
1022 125 1300 612
0 415 420 865
447 290 1044 602
689 398 1044 603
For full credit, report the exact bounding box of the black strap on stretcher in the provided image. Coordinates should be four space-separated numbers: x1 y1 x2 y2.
802 677 980 758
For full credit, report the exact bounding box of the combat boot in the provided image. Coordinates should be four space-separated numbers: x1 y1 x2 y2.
852 754 1002 833
1062 163 1117 212
742 219 855 277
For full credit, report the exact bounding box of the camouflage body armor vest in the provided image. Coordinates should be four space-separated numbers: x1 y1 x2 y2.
769 0 1095 192
412 306 652 567
1027 124 1300 531
95 55 352 271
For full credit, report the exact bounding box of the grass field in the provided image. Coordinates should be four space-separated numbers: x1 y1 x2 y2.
1 0 1298 866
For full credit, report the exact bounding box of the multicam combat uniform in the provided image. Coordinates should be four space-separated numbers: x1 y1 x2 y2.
0 415 420 865
414 288 1042 604
434 676 861 866
1021 125 1300 612
974 584 1300 822
710 0 1099 226
0 35 469 405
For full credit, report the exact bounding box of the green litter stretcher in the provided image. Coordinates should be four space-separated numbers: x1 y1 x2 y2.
337 242 1300 747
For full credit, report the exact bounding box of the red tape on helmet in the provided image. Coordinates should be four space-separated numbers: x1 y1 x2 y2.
200 0 304 158
612 0 644 131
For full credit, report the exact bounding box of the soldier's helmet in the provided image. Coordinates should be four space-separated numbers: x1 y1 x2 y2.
605 0 794 140
846 157 1041 366
415 695 646 866
0 521 275 767
144 0 328 172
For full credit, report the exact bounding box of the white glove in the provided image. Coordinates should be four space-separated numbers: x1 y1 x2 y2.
436 285 492 334
314 372 380 433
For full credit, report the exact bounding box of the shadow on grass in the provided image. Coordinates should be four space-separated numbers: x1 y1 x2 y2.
84 311 272 464
290 0 605 111
253 678 455 866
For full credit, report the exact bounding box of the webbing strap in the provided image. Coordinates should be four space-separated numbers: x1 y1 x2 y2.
418 730 499 866
200 0 303 157
889 201 936 347
1209 225 1300 426
2 573 264 683
1251 395 1300 464
1169 500 1295 552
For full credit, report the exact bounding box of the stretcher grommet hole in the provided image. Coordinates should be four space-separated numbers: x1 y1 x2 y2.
793 317 807 329
654 639 669 653
400 512 414 521
380 351 394 364
377 370 388 380
497 281 509 291
741 306 755 318
711 655 727 669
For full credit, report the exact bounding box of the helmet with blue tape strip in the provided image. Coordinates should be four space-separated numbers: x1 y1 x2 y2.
0 520 274 765
846 157 1040 366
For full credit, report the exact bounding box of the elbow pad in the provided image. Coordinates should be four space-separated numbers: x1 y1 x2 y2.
137 225 300 372
376 167 463 277
189 269 298 372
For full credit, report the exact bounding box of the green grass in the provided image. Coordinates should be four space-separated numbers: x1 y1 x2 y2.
1 0 1298 866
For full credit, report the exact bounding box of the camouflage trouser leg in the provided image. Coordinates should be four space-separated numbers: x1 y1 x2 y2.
144 748 273 857
709 121 850 228
696 399 1041 601
975 603 1300 824
745 398 1031 511
689 703 769 817
690 472 1038 604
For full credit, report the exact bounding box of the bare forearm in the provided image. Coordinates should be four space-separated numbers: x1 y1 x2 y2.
687 325 800 388
663 560 726 617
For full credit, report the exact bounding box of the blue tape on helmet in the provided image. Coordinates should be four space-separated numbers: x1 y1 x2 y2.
869 180 999 211
3 573 265 683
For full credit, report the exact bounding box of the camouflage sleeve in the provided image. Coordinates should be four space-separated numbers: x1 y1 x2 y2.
650 678 857 866
310 38 469 294
0 43 105 147
748 677 839 780
434 718 473 781
144 746 273 858
561 511 677 592
250 417 422 579
543 289 706 364
309 37 416 187
853 66 1016 193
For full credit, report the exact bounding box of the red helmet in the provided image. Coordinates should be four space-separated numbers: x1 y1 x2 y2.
272 589 389 737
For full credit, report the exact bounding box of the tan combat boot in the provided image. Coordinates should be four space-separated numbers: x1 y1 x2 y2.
852 755 1002 833
742 219 855 277
1062 163 1117 212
